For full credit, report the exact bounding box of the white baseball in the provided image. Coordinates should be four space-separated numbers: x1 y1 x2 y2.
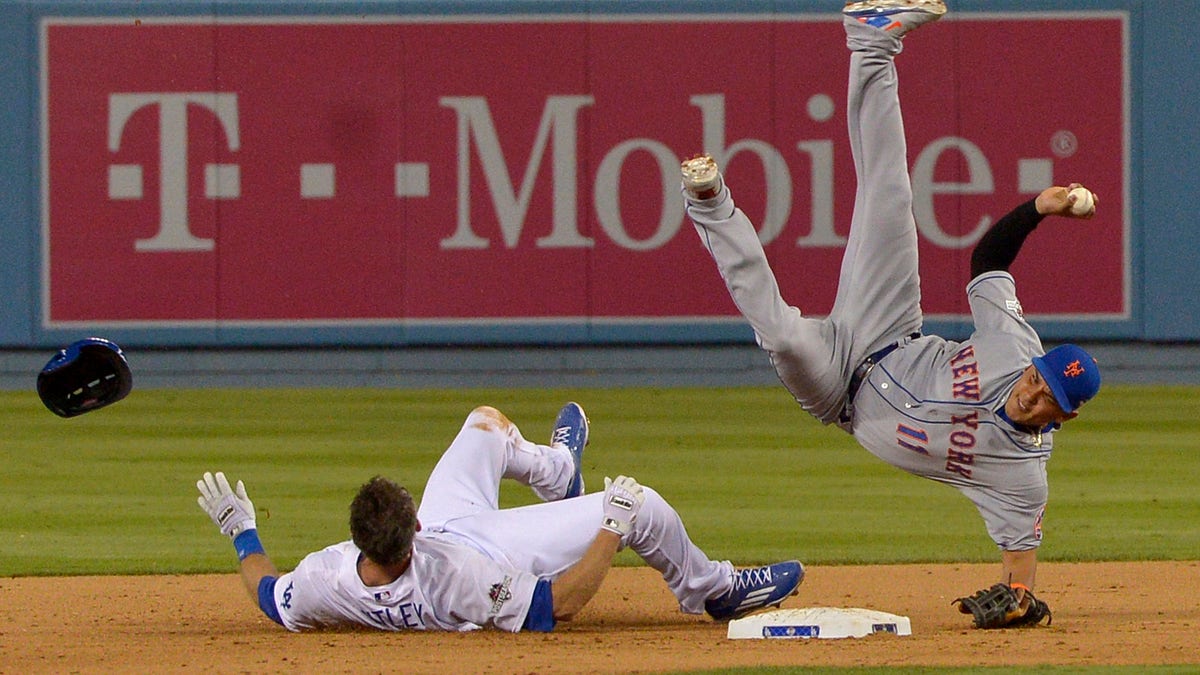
1068 187 1094 216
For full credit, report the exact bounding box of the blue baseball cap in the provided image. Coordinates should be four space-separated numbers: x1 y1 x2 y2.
1032 344 1101 414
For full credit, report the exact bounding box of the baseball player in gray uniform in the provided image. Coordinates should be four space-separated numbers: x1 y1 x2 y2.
681 0 1101 627
198 403 803 631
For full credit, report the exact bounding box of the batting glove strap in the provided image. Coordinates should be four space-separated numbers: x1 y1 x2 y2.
601 475 645 537
600 516 631 536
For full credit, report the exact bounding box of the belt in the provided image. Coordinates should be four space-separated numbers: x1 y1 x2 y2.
841 332 921 422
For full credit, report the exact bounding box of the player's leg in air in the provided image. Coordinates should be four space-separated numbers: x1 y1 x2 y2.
831 0 944 359
682 157 846 423
420 404 804 621
415 405 582 530
683 0 944 426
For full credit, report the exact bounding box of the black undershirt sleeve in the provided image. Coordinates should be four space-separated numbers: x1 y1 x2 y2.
969 198 1047 278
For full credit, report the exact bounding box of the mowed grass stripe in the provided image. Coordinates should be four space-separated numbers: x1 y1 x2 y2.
0 385 1196 575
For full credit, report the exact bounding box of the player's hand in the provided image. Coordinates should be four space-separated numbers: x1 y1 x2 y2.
600 475 645 536
197 471 257 539
1035 183 1098 218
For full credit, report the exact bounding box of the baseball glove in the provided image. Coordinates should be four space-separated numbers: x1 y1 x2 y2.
37 337 133 418
952 583 1052 629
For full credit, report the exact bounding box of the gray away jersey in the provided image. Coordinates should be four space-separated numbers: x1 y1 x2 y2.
851 272 1051 552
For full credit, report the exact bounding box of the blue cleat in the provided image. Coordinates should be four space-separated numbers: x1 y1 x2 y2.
843 0 947 38
551 402 589 499
705 561 805 621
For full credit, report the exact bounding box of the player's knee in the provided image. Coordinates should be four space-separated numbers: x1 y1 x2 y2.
466 406 514 434
633 486 670 530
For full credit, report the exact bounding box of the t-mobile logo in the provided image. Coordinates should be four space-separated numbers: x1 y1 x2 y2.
107 92 240 252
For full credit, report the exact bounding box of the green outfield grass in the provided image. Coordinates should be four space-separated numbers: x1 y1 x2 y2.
1 384 1197 576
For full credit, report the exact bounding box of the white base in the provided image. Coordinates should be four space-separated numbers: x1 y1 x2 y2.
726 607 912 640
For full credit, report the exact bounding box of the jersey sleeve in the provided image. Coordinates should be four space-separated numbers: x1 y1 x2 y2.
269 551 347 632
521 578 556 632
966 272 1035 338
965 271 1046 370
269 570 305 631
257 575 283 625
960 459 1049 551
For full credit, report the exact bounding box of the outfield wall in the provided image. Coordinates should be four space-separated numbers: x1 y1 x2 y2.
5 341 1200 390
2 0 1196 349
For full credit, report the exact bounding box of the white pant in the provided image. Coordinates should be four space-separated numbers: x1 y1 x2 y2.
416 406 734 614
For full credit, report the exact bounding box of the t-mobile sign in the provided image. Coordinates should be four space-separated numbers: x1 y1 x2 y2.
41 13 1128 328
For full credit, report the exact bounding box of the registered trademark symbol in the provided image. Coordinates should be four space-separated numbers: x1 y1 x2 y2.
1050 130 1078 158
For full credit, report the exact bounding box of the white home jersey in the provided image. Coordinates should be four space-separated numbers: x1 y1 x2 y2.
272 535 540 633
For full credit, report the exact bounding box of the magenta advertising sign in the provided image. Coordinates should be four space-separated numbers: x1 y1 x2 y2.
41 13 1129 329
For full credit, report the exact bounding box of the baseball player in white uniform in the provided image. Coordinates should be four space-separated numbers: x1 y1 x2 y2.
681 0 1101 626
198 403 803 631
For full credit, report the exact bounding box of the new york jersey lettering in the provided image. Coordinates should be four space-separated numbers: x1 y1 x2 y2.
949 346 982 402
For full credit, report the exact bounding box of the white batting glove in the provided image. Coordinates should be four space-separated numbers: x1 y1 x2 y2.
601 475 645 536
197 471 257 539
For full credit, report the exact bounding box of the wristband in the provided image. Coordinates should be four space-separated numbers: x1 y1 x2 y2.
233 529 265 561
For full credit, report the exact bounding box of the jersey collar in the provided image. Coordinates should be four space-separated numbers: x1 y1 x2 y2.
995 406 1059 435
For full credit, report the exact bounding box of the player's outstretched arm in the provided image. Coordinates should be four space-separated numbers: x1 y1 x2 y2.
969 183 1099 278
550 476 645 621
197 472 281 612
550 531 621 621
237 551 281 603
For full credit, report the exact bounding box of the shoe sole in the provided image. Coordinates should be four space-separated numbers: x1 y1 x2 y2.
843 0 947 17
681 155 721 200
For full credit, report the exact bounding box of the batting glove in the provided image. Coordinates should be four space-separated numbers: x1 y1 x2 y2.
197 471 257 539
600 475 645 536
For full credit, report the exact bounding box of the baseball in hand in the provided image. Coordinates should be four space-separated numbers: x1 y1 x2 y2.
1068 187 1095 216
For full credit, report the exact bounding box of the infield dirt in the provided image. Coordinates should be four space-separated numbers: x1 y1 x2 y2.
3 561 1197 673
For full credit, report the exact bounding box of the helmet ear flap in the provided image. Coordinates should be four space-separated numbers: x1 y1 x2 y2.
37 338 133 418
